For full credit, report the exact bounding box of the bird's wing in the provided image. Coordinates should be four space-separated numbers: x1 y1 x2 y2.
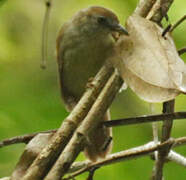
56 23 77 111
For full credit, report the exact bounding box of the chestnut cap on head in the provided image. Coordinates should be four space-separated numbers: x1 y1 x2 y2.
87 6 128 35
66 6 128 38
80 6 129 35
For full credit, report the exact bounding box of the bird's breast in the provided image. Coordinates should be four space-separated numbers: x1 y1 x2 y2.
62 32 114 99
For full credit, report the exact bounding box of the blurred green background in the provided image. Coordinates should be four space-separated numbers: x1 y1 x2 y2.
0 0 186 179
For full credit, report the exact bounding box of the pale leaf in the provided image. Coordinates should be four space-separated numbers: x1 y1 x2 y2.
111 14 186 102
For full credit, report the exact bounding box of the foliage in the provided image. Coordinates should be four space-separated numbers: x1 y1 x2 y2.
0 0 6 7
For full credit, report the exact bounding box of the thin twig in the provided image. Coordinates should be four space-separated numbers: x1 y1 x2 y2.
134 0 157 18
151 149 186 167
41 0 53 69
65 137 186 179
152 122 159 144
149 0 174 23
150 104 159 163
1 112 186 148
103 112 186 127
146 0 161 20
162 15 186 37
168 150 186 167
178 47 186 55
169 15 186 33
0 129 57 148
161 100 175 141
101 136 113 152
153 100 175 180
68 160 91 174
86 167 99 180
63 139 174 180
173 137 186 147
161 24 172 37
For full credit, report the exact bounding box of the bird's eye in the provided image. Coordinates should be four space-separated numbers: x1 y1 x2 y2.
97 16 107 24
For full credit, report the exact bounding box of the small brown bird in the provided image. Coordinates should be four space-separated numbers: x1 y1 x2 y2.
56 6 128 161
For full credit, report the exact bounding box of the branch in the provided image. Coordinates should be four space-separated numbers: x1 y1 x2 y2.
3 136 186 180
142 0 175 179
64 137 186 179
173 136 186 147
134 0 157 17
10 133 53 180
153 100 175 180
63 139 174 180
22 65 115 180
170 15 186 33
68 160 91 174
103 111 186 127
1 112 185 149
66 136 186 175
178 47 186 56
162 15 186 37
86 167 99 180
148 0 174 23
44 70 123 180
168 150 186 167
161 100 175 141
0 129 57 148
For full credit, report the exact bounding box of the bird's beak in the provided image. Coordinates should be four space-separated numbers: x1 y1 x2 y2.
113 24 129 36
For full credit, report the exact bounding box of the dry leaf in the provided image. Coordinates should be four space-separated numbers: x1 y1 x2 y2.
111 14 186 103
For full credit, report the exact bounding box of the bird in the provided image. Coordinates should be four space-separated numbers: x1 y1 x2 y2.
56 6 128 161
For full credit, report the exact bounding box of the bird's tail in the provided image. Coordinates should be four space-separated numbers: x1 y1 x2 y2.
84 110 112 162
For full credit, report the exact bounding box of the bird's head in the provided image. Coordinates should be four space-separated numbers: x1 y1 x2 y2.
73 6 129 36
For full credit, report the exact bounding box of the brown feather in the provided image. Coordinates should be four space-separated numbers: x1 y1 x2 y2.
84 110 112 161
86 6 119 23
56 22 78 111
56 6 117 160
